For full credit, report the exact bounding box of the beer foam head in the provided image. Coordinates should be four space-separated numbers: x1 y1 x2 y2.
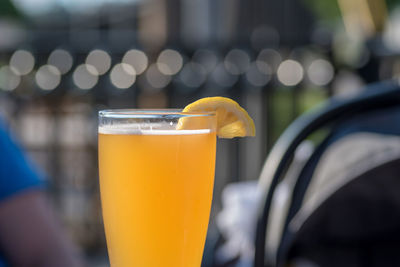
99 123 211 135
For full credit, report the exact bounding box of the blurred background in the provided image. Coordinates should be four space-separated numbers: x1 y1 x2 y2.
0 0 400 265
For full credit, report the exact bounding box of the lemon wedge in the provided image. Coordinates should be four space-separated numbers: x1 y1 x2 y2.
179 97 256 139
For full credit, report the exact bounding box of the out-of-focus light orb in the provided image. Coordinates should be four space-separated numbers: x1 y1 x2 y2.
85 49 111 75
35 65 61 91
332 71 364 98
10 50 35 75
156 49 183 75
383 8 400 52
211 63 238 87
110 63 136 89
146 63 171 89
192 49 218 73
179 62 207 88
48 49 73 74
0 66 21 91
73 64 98 90
246 61 271 87
257 49 282 73
307 59 334 86
277 60 304 86
122 49 148 75
224 49 250 75
11 0 55 16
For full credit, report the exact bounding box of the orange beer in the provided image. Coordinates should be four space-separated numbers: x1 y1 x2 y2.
99 116 216 267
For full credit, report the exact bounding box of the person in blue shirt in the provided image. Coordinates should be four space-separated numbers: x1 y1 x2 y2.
0 120 83 267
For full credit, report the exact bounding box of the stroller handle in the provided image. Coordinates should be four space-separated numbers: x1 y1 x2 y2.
255 80 400 267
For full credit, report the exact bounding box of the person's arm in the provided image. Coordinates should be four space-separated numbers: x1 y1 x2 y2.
0 189 84 267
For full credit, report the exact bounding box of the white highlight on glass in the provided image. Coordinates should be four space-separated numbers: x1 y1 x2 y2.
307 59 334 86
110 63 136 89
73 64 99 90
0 66 21 91
10 50 35 75
156 49 183 75
146 63 171 89
122 49 148 75
277 60 304 86
48 49 73 74
35 65 61 90
224 49 250 75
85 49 111 75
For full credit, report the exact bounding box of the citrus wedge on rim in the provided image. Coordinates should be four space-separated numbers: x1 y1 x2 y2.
178 97 256 139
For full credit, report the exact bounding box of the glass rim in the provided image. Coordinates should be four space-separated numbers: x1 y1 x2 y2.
99 109 216 118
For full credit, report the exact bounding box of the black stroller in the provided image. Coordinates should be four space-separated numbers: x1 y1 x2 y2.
254 81 400 267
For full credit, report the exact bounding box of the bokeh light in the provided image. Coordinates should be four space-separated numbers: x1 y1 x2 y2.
85 49 111 75
211 63 238 87
146 63 171 89
307 59 334 86
192 49 218 73
179 62 207 88
0 66 21 91
246 61 271 87
73 64 99 90
157 49 183 75
10 50 35 75
277 60 304 86
35 65 61 90
383 8 400 52
110 63 136 89
122 49 148 75
332 70 364 98
257 49 282 73
48 49 73 74
224 49 250 75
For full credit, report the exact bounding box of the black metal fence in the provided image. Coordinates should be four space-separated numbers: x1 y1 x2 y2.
0 42 332 262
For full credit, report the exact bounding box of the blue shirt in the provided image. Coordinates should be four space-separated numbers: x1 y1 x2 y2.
0 121 44 266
